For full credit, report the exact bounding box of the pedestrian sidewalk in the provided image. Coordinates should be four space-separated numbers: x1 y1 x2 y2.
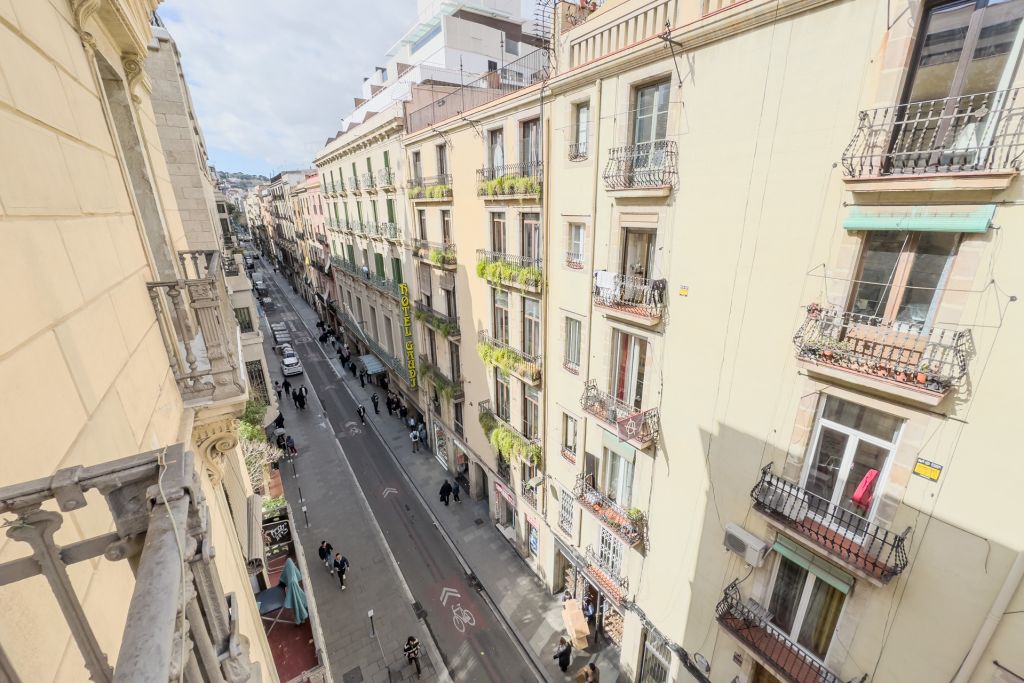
260 301 442 683
275 272 625 682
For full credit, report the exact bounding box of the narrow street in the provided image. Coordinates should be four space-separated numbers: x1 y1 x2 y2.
259 266 545 683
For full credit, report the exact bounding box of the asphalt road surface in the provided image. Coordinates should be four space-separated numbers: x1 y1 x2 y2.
262 270 544 683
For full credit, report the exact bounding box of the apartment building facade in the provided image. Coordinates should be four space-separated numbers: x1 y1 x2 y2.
392 0 1024 681
0 1 278 680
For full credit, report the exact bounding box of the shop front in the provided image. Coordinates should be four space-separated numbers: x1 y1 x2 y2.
493 479 517 544
555 539 626 649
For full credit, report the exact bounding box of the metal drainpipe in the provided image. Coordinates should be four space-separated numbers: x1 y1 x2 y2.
952 549 1024 683
586 77 603 377
539 76 548 519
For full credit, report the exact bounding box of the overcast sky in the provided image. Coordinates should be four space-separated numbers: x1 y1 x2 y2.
161 0 419 176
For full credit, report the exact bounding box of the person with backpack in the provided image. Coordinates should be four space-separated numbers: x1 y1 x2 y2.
410 428 420 452
317 541 333 572
404 636 422 678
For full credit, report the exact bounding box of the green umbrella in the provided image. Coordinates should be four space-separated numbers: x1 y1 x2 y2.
281 558 309 624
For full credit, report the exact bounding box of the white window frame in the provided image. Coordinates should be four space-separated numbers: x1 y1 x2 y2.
559 488 574 533
523 297 541 357
602 446 634 508
562 413 578 454
564 317 582 368
765 553 847 663
598 527 624 576
568 223 585 262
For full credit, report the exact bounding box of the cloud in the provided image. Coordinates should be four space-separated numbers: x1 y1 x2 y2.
160 0 418 174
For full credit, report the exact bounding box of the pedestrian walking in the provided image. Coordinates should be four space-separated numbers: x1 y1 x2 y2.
273 412 285 429
285 435 297 456
358 369 366 387
371 393 380 414
282 378 292 395
439 480 453 506
404 636 422 679
317 541 332 572
452 480 461 503
333 553 349 589
273 380 282 401
583 595 596 642
291 389 300 408
582 662 600 683
357 405 366 425
410 429 420 452
385 395 395 416
553 637 572 673
348 362 357 378
276 432 286 452
399 403 408 420
297 393 307 410
298 385 308 400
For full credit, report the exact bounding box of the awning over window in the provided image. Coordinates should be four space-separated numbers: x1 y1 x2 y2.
772 535 854 595
357 354 386 375
843 204 995 233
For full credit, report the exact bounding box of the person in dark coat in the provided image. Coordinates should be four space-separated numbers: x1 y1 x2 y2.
356 405 366 425
358 369 366 387
333 553 350 589
291 389 300 408
273 412 285 429
404 636 422 678
553 637 571 672
282 378 292 395
439 480 453 506
318 541 332 572
285 435 297 455
385 395 395 416
297 393 307 410
371 393 380 414
452 480 461 503
349 362 357 378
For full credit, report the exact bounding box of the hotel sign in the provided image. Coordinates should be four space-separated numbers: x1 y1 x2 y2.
399 283 418 388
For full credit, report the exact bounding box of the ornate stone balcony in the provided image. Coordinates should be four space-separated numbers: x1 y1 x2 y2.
751 463 910 583
842 88 1024 180
0 445 260 682
573 474 644 547
717 580 853 683
580 380 659 449
148 250 245 404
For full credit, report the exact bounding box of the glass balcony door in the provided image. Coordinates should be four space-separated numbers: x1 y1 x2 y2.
767 556 846 661
611 329 647 410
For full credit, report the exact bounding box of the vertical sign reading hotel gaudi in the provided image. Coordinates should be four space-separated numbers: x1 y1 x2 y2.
399 283 418 388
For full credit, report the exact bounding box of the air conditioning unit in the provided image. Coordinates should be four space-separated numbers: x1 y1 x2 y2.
754 483 810 523
723 523 769 567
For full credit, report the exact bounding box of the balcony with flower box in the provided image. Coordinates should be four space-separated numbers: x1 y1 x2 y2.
592 271 666 326
580 379 659 450
477 331 541 385
414 301 460 339
476 250 542 292
751 463 910 585
573 474 644 547
476 161 543 200
716 580 855 683
478 399 542 467
414 239 457 270
841 88 1024 193
419 354 464 402
793 303 970 407
602 140 677 198
408 174 453 202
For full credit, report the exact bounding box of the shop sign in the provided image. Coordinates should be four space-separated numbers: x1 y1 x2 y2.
495 481 516 506
399 283 418 388
913 458 942 482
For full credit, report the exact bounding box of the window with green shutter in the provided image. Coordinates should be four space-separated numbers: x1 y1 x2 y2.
391 257 403 284
386 198 396 223
374 253 385 278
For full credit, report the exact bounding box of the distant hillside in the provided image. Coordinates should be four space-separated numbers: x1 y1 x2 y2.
217 170 269 182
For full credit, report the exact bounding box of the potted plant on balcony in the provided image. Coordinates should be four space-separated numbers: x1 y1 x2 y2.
916 362 930 385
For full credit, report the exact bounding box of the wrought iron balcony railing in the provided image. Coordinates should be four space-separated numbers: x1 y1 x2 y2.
573 474 644 546
148 250 245 402
568 140 589 161
476 161 543 197
479 399 542 466
476 250 542 290
520 480 538 508
565 250 584 269
338 180 348 195
361 172 376 191
0 445 259 682
580 379 659 447
603 140 677 190
842 88 1024 178
377 221 400 240
363 333 404 375
593 271 666 319
716 580 849 683
419 354 464 401
407 174 452 200
415 239 457 268
496 457 511 484
584 544 628 590
348 176 360 192
477 330 541 382
377 168 396 187
793 303 970 396
752 463 910 581
368 272 401 300
414 301 460 338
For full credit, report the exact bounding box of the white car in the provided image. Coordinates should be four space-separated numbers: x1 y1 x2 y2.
281 354 303 376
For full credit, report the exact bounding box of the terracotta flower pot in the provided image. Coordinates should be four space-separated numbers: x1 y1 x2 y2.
916 372 927 384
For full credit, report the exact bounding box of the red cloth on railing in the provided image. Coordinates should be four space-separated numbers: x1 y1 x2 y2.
851 468 879 512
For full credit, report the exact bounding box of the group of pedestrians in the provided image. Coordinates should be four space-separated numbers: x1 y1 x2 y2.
317 541 350 590
438 479 461 505
273 379 309 410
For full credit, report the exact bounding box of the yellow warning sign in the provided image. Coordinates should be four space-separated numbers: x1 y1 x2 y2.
913 458 942 482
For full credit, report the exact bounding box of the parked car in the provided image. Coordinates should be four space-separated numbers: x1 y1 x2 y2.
281 354 303 376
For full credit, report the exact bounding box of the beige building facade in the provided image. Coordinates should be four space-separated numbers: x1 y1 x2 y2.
0 1 276 680
395 0 1024 682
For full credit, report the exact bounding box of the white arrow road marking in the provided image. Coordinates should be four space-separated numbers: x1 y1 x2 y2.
440 586 461 606
382 488 398 498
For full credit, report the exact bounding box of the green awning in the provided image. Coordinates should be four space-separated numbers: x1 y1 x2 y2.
772 535 854 595
843 204 994 233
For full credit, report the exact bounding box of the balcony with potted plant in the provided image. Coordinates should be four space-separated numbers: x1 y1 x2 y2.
573 473 644 547
414 301 460 339
476 331 541 385
407 174 452 202
476 250 542 292
579 379 659 450
476 161 543 200
414 239 457 270
478 399 543 468
418 355 464 402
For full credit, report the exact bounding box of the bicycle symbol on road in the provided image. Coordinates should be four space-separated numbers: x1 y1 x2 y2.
451 604 475 632
440 586 475 633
